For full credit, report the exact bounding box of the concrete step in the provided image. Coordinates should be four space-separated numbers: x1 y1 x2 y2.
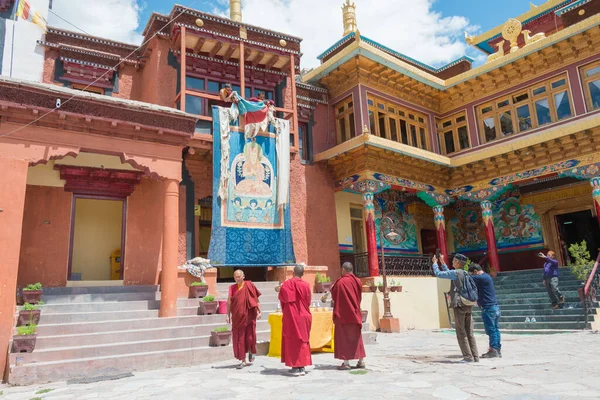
41 286 158 296
497 296 581 306
474 329 581 335
473 321 589 330
473 315 583 323
497 290 579 300
472 308 587 317
490 303 585 311
10 330 271 365
494 276 581 285
495 283 583 292
21 298 201 314
494 268 572 277
42 291 160 304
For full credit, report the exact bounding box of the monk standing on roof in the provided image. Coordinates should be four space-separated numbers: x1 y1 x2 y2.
331 262 366 370
278 265 312 377
226 269 262 369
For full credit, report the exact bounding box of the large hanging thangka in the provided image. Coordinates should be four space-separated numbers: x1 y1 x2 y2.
208 96 296 266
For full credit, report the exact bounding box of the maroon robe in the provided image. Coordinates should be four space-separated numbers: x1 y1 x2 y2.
229 281 262 361
331 273 366 360
278 277 312 368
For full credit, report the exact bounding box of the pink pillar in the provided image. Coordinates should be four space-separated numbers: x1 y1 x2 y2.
363 192 379 277
433 205 449 262
591 178 600 225
160 179 180 317
481 200 500 272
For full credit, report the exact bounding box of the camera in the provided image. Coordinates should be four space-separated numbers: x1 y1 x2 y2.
56 98 62 108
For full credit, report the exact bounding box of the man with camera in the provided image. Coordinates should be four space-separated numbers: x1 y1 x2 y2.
432 253 479 363
468 263 501 358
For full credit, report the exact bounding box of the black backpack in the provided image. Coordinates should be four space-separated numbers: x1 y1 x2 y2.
459 271 478 306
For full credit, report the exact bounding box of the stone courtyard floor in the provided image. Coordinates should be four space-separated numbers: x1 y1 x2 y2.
1 330 600 400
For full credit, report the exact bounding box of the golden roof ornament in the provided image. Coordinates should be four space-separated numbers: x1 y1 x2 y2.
464 31 475 46
230 0 242 22
342 0 358 36
502 18 522 53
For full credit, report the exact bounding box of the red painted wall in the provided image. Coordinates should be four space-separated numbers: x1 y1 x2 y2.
124 177 164 286
113 65 137 100
133 38 178 107
18 186 72 288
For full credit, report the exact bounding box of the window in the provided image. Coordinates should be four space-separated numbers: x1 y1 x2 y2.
581 61 600 111
186 76 205 92
476 75 573 143
335 97 355 144
298 122 311 162
438 112 470 155
71 83 104 95
367 95 429 150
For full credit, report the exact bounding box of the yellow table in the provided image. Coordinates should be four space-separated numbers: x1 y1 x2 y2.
267 310 335 357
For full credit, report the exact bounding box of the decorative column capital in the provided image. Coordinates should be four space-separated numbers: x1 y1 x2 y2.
362 191 375 218
480 200 493 226
433 205 445 230
590 177 600 190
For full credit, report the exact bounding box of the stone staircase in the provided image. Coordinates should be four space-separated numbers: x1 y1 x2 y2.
472 267 595 334
8 282 327 385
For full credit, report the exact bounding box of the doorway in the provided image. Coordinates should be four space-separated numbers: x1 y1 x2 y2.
555 210 600 263
420 229 438 255
69 196 126 281
350 205 366 254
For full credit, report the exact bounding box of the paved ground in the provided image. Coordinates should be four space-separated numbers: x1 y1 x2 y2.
2 330 600 400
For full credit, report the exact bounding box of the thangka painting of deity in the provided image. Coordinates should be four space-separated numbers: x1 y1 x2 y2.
450 201 487 252
374 191 418 253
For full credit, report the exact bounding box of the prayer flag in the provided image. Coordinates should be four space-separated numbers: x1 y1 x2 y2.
16 0 47 32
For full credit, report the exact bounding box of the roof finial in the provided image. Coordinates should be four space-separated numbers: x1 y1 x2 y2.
342 0 358 36
230 0 242 22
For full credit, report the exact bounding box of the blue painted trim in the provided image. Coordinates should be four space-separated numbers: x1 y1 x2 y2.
317 32 356 60
555 0 592 16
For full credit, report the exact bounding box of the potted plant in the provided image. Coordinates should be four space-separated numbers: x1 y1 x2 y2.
361 309 369 323
22 283 43 304
199 295 218 315
18 302 42 326
12 324 37 353
210 326 232 347
376 281 385 292
189 281 209 298
390 279 403 292
314 273 332 293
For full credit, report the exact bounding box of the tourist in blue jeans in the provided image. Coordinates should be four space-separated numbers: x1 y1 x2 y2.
468 263 502 358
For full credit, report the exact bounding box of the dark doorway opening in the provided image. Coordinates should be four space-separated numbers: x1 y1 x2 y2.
420 229 438 255
556 210 600 263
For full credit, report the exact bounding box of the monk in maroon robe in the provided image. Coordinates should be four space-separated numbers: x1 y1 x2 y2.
226 270 262 369
277 265 312 377
331 262 366 370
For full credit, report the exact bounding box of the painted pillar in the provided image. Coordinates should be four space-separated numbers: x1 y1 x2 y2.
0 158 28 379
481 200 501 272
433 205 449 262
160 179 180 317
590 177 600 225
363 192 379 277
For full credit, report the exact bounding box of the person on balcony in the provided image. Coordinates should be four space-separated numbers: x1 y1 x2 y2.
469 263 502 359
432 254 480 363
219 83 238 104
539 250 564 309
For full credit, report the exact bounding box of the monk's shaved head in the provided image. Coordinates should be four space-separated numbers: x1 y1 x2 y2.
234 269 244 277
233 269 245 284
342 262 353 273
294 264 305 277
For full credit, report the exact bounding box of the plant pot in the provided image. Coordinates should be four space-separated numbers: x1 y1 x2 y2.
189 285 209 299
362 286 371 293
368 286 377 293
199 301 219 315
377 286 385 292
314 282 332 293
395 286 403 293
18 310 41 326
12 334 37 353
21 290 42 305
361 310 368 323
210 331 232 347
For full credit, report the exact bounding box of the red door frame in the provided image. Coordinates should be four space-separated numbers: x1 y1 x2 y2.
67 194 128 281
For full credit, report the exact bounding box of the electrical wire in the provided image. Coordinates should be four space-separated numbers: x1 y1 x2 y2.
0 3 197 139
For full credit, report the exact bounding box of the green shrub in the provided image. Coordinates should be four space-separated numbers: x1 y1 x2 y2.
568 241 594 281
16 324 37 336
22 303 39 311
190 281 207 286
213 326 230 333
23 283 42 291
203 295 215 302
315 273 330 283
375 281 383 287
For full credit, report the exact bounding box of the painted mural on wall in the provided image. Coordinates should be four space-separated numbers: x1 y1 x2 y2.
374 190 418 253
450 191 544 253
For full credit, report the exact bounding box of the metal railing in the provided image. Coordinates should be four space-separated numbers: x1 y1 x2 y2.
341 252 434 278
577 253 600 327
340 252 370 277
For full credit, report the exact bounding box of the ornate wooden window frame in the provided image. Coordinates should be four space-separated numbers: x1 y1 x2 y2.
476 74 574 144
367 95 429 151
580 60 600 112
71 83 105 95
437 112 470 155
335 96 355 145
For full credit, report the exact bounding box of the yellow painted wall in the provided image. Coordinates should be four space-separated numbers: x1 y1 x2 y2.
361 276 451 331
335 191 364 248
56 153 136 170
72 198 123 281
27 161 65 187
198 227 211 255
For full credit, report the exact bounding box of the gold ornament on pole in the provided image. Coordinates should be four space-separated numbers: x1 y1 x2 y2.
230 0 242 22
502 18 522 53
342 0 358 36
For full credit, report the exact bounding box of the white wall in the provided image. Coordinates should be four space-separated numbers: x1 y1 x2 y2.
1 0 49 82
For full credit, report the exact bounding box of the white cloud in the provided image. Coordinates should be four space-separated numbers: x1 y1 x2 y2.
48 0 143 45
238 0 481 69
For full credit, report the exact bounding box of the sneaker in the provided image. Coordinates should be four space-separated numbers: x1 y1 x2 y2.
248 353 255 363
289 368 301 377
460 358 474 363
356 360 366 369
497 349 502 358
559 296 565 305
552 304 560 309
299 367 306 376
481 349 499 359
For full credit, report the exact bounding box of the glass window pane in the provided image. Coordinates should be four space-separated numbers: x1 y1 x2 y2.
400 120 408 144
535 98 552 126
589 79 600 110
532 86 546 96
185 94 203 115
367 99 374 106
388 107 395 113
245 88 252 98
266 91 274 100
444 131 455 154
513 93 528 103
483 117 496 142
586 66 600 77
338 106 345 113
418 117 424 123
350 208 362 219
410 125 417 147
348 101 353 108
378 115 387 138
208 80 220 93
232 85 241 93
516 104 532 132
497 99 510 108
369 111 376 135
339 118 347 143
442 120 452 128
390 118 398 142
409 114 415 120
378 103 385 110
482 105 493 114
552 79 566 89
349 113 355 138
419 127 427 149
298 125 304 158
458 126 469 150
456 115 466 123
554 91 572 120
186 76 205 91
499 111 514 136
399 111 405 117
